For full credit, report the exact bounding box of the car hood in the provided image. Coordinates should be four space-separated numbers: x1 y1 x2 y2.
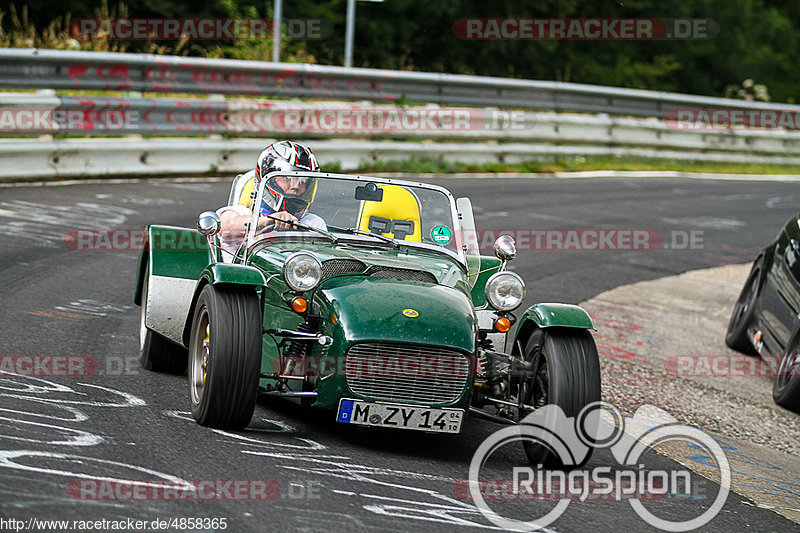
315 275 477 354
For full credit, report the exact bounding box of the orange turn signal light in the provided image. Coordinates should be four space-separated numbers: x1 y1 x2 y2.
291 297 308 314
495 317 511 333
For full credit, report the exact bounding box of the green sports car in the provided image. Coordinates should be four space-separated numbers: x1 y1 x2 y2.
134 172 601 464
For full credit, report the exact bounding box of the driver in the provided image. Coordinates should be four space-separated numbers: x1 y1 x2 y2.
217 141 326 259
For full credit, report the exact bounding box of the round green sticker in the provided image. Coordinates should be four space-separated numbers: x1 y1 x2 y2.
431 225 452 244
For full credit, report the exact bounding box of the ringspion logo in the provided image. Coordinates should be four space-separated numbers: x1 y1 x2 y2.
467 403 730 531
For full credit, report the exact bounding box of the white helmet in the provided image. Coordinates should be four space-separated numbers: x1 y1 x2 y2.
254 141 320 217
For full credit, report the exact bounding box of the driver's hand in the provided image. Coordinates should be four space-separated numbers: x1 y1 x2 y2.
268 211 299 231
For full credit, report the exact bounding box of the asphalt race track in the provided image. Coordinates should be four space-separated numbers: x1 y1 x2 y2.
0 175 797 532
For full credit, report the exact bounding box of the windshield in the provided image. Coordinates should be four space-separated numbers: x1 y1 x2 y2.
243 172 466 265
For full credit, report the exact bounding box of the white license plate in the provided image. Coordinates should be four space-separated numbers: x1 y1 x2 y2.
336 399 464 434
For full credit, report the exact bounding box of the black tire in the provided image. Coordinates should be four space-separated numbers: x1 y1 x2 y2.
139 273 188 374
520 327 601 467
725 257 763 356
773 334 800 413
188 284 262 429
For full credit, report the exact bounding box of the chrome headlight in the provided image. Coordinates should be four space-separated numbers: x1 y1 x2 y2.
485 271 525 311
282 252 322 292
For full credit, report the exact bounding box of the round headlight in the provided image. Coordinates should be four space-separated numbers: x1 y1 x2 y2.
485 271 525 311
282 252 322 292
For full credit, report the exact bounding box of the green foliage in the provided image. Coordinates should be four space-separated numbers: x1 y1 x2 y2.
0 1 189 53
364 156 452 174
323 159 342 173
612 55 681 90
724 79 771 102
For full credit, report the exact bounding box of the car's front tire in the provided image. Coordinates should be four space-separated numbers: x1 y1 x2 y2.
725 257 763 356
139 273 188 374
520 327 601 467
188 284 262 429
773 334 800 413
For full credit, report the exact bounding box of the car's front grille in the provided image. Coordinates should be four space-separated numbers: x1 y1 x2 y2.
320 260 437 284
321 259 366 278
345 343 470 405
365 266 437 283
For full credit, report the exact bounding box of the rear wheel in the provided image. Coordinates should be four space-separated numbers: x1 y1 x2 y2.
725 257 763 355
139 273 188 374
188 284 262 429
520 327 601 467
773 334 800 413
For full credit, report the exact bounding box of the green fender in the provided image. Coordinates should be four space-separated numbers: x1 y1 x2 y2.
513 303 595 350
201 263 267 288
133 225 213 305
519 303 595 329
470 255 502 307
180 263 267 346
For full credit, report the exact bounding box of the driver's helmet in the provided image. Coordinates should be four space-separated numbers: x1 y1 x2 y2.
254 141 320 218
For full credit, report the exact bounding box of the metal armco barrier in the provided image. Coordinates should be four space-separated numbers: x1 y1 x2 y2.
2 48 800 180
2 93 799 158
4 138 800 181
3 48 800 118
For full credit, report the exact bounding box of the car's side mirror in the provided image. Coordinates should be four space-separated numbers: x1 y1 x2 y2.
197 211 221 236
494 235 517 269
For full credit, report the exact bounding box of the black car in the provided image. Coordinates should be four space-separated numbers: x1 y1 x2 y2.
726 213 800 413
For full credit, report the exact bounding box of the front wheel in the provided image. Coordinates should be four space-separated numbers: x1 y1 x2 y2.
188 284 262 429
773 335 800 413
519 327 601 467
725 257 763 356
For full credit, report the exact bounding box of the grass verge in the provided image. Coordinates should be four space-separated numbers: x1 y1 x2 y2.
353 155 800 175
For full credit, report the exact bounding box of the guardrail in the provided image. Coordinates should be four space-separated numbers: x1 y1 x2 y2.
4 138 800 181
3 48 800 118
2 48 800 180
2 93 798 157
